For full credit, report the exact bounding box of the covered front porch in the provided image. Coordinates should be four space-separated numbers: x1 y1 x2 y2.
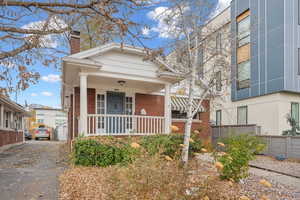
79 73 173 136
62 43 180 138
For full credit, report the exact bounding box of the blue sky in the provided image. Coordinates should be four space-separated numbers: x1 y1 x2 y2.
12 0 230 108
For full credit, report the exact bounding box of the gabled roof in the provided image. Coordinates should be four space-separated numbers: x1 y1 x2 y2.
62 43 177 74
0 94 27 114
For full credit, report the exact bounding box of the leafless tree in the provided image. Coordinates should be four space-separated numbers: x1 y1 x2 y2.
0 0 151 95
150 0 232 167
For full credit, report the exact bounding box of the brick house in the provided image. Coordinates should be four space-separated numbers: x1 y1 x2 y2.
61 32 211 141
0 94 27 151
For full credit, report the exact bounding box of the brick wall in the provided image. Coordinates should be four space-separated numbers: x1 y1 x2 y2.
0 130 23 147
73 87 96 137
70 91 211 140
70 31 80 54
171 100 211 140
135 93 164 116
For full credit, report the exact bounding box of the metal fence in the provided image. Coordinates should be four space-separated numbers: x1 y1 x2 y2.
211 125 300 159
211 124 261 145
258 135 300 159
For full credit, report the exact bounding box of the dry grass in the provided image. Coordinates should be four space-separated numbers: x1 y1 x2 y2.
59 154 244 200
59 167 109 200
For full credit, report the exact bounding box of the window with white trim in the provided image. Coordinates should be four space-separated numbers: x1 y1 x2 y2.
4 110 11 129
216 71 222 91
237 106 248 125
125 97 133 129
96 94 105 129
216 110 222 126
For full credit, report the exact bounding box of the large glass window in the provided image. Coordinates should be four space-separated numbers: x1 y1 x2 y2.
216 110 222 126
237 11 251 90
237 16 250 47
291 102 299 126
237 60 251 89
237 106 248 125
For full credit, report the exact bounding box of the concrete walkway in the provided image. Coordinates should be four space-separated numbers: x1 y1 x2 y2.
250 167 300 191
0 141 66 200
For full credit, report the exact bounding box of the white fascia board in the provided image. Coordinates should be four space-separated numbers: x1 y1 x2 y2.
86 71 170 85
68 43 146 59
62 57 103 68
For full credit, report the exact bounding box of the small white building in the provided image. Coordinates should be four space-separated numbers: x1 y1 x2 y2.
34 108 67 128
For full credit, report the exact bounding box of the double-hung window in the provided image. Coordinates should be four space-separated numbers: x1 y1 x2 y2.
216 110 222 126
216 71 222 91
237 106 248 125
96 94 105 130
125 97 133 130
291 102 299 126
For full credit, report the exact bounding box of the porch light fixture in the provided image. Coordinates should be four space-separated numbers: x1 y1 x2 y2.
118 80 126 86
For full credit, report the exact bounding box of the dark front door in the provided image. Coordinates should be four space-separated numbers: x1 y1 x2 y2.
106 92 125 133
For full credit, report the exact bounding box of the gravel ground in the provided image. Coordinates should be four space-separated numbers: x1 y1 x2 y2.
197 153 300 200
0 140 67 200
240 170 300 200
250 155 300 177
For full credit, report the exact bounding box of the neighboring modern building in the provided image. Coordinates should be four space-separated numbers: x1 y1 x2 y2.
61 32 211 141
210 0 300 135
0 94 28 150
34 108 67 129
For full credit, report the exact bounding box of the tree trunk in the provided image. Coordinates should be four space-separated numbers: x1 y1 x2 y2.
181 35 198 167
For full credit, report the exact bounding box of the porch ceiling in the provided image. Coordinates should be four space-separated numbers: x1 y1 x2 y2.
88 75 165 93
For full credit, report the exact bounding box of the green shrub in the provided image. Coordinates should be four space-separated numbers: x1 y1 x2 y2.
141 133 202 159
73 139 140 167
214 134 265 182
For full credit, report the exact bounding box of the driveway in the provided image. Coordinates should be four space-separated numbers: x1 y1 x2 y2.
0 140 67 200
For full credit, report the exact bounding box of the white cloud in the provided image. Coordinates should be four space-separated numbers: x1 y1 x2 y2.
41 91 53 97
142 27 150 36
147 6 187 39
211 0 231 18
22 16 67 48
41 74 61 83
31 93 38 97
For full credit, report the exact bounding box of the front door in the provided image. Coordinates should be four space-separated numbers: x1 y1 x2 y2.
106 92 125 133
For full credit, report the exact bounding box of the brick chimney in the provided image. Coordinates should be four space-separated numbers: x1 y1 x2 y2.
70 30 80 54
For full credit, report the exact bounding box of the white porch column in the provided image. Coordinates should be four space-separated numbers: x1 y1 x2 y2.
164 83 171 134
79 73 88 135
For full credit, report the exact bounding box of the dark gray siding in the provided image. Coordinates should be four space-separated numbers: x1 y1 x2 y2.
231 0 285 101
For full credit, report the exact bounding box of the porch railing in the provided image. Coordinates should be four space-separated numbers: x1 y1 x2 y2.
87 114 165 135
